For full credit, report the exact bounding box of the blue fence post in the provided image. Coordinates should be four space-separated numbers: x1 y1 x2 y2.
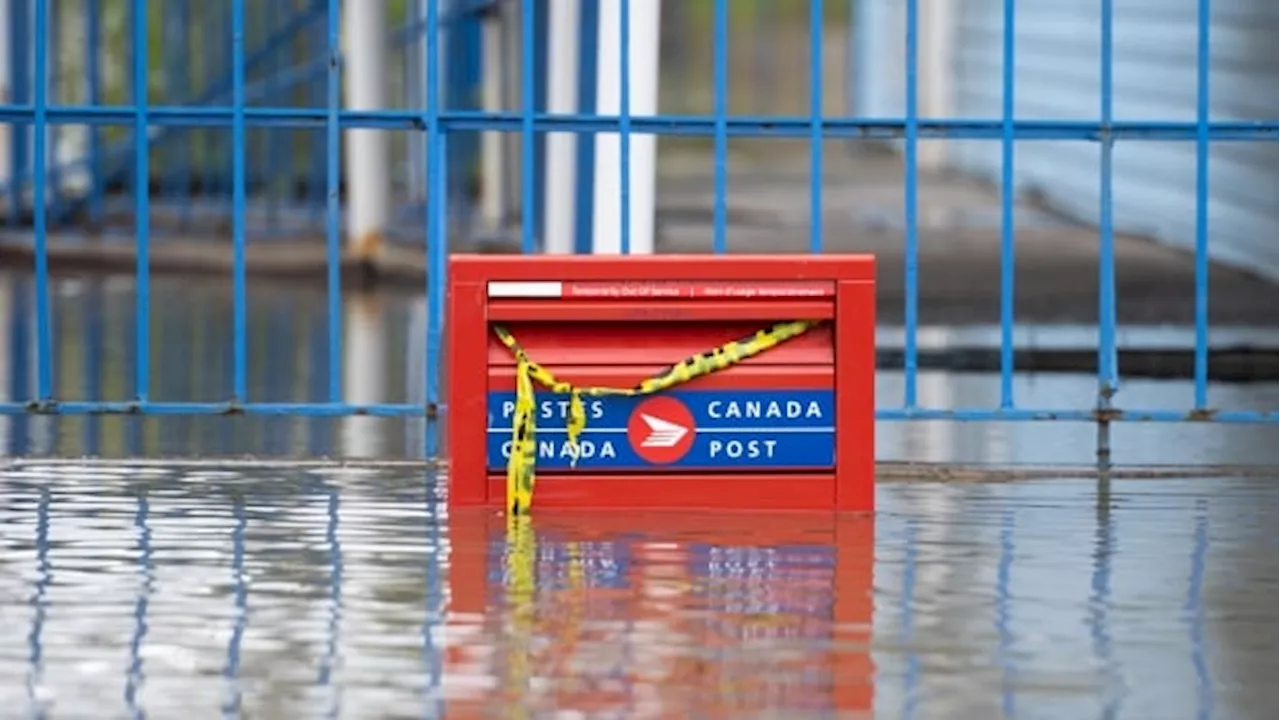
1192 0 1212 410
425 0 445 456
533 0 549 238
427 130 448 455
519 0 536 253
999 0 1016 408
903 0 919 410
1096 0 1118 468
618 0 631 254
134 0 153 406
809 0 824 254
32 0 52 402
324 0 342 403
232 0 249 402
711 0 727 255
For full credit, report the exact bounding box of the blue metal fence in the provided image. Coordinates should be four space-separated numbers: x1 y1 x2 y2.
0 0 501 233
0 0 1276 463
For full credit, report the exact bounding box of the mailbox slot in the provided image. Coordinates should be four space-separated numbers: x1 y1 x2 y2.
487 299 835 323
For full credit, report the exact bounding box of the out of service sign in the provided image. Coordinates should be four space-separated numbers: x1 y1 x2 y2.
485 389 835 470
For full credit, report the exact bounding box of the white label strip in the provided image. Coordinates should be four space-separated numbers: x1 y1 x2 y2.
487 281 564 298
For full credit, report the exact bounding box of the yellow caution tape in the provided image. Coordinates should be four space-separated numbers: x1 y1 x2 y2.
493 319 822 515
501 514 536 718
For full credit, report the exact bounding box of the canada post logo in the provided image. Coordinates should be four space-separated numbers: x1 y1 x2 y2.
626 396 696 464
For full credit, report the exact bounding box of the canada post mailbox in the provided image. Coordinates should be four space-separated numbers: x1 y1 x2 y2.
446 255 876 512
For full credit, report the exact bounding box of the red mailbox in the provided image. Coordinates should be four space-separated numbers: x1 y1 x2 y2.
446 255 876 512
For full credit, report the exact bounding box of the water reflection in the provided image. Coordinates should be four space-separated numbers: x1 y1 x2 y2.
0 270 1276 464
1089 480 1123 720
0 467 1273 718
25 488 50 717
125 487 152 719
451 510 876 717
871 477 1276 720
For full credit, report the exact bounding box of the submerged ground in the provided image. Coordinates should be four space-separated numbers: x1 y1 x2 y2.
0 463 1274 718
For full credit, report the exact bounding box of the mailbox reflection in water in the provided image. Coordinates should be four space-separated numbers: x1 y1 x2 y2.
447 255 877 512
444 510 876 717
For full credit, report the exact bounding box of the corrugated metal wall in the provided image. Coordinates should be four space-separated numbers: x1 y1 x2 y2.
851 0 1279 281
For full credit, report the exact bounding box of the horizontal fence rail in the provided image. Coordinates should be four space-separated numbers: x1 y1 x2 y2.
0 0 1276 464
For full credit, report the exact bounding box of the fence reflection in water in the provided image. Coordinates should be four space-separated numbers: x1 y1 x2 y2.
1 468 1268 717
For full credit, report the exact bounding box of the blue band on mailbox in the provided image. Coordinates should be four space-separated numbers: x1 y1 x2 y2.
485 389 835 471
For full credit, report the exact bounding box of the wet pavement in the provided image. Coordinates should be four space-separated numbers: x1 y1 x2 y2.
0 465 1274 719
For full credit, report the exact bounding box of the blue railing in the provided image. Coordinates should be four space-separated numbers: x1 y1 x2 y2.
0 0 1276 464
0 0 504 233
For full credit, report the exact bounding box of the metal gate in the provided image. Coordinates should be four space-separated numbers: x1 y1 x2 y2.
0 0 1275 463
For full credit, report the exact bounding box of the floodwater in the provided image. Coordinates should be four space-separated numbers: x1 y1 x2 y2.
0 465 1275 719
0 271 1275 464
0 270 1277 718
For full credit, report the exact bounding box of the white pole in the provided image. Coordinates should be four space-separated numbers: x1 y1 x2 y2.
542 0 581 254
919 0 955 170
479 10 504 229
342 0 391 261
342 295 386 458
591 0 661 255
